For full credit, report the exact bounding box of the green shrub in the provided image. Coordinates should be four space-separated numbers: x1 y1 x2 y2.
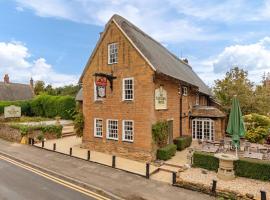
192 151 219 171
174 135 192 151
74 112 84 137
37 133 44 141
234 158 270 181
157 144 177 160
152 121 169 148
0 100 32 116
243 113 270 143
10 124 62 138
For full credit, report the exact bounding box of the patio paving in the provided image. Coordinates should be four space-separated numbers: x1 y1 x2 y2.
34 136 158 176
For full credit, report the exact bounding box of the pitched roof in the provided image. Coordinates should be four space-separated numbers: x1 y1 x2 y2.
191 106 226 118
0 82 34 101
80 14 211 96
75 88 83 101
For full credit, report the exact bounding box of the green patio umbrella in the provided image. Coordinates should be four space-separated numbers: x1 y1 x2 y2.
226 96 246 156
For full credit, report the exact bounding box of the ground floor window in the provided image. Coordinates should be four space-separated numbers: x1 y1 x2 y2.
192 118 214 141
122 120 134 142
106 119 118 140
94 118 103 137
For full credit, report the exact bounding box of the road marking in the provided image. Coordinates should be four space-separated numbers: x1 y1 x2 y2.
0 155 111 200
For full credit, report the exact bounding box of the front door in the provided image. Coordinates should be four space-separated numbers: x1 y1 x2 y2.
168 120 173 144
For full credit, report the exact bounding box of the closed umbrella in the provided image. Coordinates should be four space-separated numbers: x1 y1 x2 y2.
226 96 246 157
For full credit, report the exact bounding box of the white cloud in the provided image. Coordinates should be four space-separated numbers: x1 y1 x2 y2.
191 37 270 85
0 41 78 87
14 0 221 43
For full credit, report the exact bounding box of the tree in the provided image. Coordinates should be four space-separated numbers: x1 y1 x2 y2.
34 80 45 95
253 81 270 115
213 67 254 115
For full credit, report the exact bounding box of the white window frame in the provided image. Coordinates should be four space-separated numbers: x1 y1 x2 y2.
122 77 134 101
183 86 188 96
122 120 134 142
192 118 214 141
94 118 103 138
195 94 200 105
106 119 118 140
108 43 118 64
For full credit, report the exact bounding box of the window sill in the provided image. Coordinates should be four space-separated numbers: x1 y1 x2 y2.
94 135 103 138
122 100 134 102
106 138 118 141
123 140 134 143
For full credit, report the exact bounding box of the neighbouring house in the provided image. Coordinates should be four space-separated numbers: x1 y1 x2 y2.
79 14 226 161
0 74 34 101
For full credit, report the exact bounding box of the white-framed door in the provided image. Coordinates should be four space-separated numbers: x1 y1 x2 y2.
192 118 214 141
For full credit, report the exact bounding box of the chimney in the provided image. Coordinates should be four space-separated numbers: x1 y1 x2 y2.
4 74 10 84
30 77 34 88
183 58 189 64
99 32 103 37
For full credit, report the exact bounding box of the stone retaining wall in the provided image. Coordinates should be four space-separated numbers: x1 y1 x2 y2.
175 179 255 200
0 123 21 142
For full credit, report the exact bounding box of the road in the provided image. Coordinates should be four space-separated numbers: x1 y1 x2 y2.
0 156 109 200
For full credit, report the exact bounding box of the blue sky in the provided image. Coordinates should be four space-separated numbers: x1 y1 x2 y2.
0 0 270 86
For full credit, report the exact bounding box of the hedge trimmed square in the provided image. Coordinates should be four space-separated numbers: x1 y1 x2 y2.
157 144 177 160
173 135 192 151
192 151 219 171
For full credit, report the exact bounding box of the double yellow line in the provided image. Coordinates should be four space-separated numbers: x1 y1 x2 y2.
0 155 111 200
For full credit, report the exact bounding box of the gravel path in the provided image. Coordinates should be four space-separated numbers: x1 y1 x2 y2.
179 168 270 199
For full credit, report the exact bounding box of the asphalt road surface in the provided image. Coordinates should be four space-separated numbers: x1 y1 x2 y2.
0 157 107 200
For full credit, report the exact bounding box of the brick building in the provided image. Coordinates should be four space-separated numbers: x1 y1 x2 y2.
79 14 226 161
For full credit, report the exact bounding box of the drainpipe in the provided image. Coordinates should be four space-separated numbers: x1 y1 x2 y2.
179 85 183 137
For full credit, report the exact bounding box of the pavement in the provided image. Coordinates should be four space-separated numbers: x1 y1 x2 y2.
0 138 214 200
0 158 99 200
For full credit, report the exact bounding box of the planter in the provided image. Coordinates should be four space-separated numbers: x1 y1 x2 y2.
214 153 238 180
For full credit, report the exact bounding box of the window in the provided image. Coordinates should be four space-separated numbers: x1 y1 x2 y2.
94 118 103 137
192 118 214 141
108 43 118 64
122 120 134 142
195 94 200 105
182 86 188 96
106 120 118 140
122 78 134 100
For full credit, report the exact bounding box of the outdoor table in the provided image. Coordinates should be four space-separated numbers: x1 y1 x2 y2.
244 152 263 160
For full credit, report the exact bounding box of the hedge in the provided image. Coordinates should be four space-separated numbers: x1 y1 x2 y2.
174 135 192 151
234 158 270 181
157 144 177 160
192 151 219 171
193 151 270 181
0 94 76 120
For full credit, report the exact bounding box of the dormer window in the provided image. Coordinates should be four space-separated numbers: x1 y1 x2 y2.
108 43 118 64
182 86 188 96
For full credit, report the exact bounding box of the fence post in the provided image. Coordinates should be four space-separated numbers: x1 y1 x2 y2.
87 150 90 161
112 155 116 168
212 180 217 194
69 148 72 156
172 172 177 185
42 140 44 148
53 143 56 151
260 191 266 200
146 163 150 179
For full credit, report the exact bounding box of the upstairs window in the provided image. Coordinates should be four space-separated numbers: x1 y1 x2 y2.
122 78 134 101
182 86 188 96
108 43 118 64
195 94 200 105
122 120 134 142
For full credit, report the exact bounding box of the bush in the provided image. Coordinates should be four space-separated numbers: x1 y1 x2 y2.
192 151 219 171
11 124 63 138
243 113 270 143
74 112 84 137
157 144 177 160
0 100 32 116
234 158 270 181
30 94 76 119
174 135 192 151
152 121 169 148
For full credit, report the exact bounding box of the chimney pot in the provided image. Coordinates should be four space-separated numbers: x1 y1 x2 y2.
4 74 9 84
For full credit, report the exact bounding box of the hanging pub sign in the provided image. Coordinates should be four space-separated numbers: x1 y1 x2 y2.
96 77 107 98
155 86 167 110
